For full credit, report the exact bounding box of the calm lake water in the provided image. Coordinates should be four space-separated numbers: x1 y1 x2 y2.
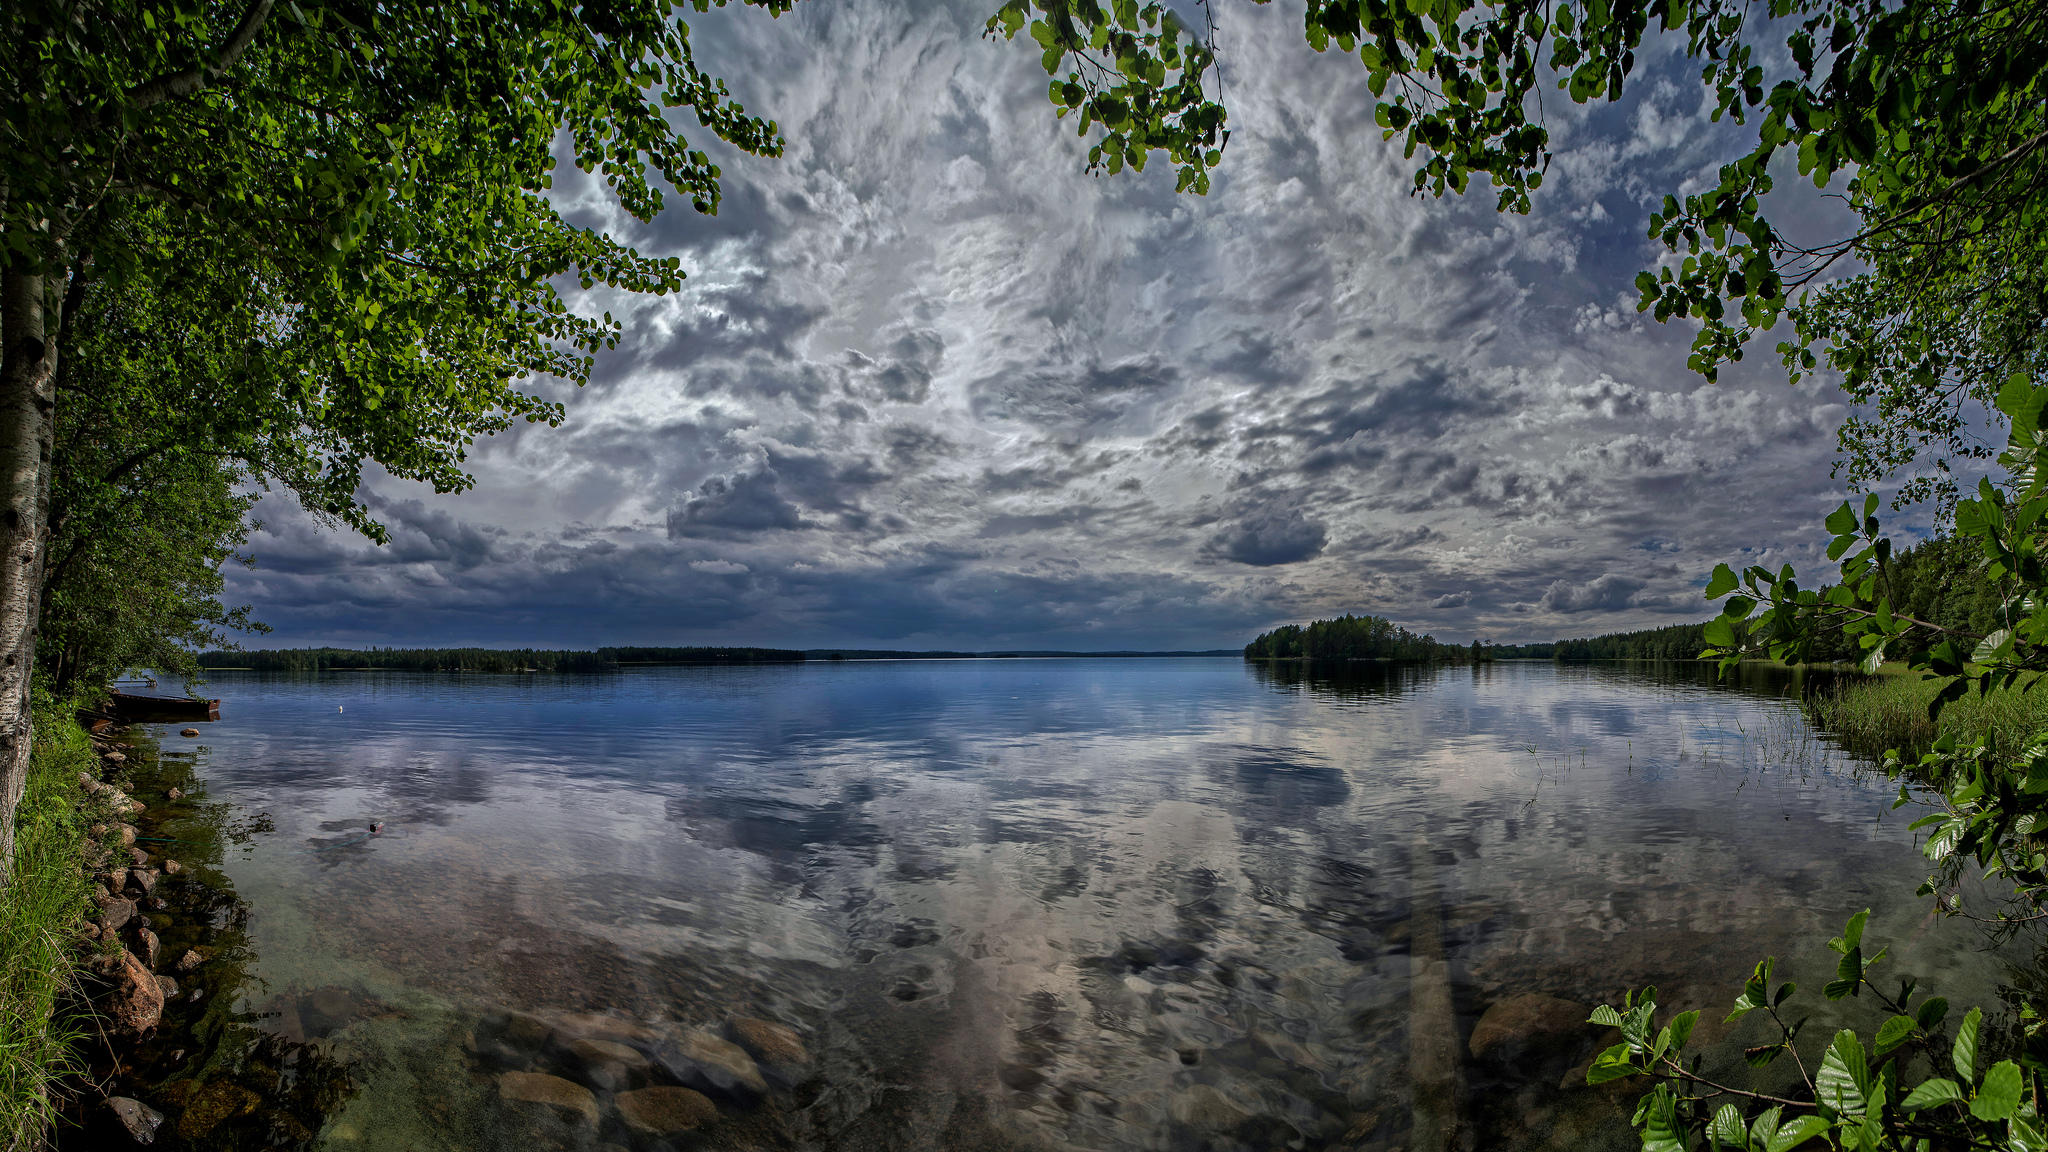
89 659 2033 1151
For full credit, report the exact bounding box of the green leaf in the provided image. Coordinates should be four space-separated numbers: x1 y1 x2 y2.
1955 1006 1982 1082
1642 1084 1687 1152
1585 1041 1639 1084
1764 1115 1832 1152
1705 563 1739 598
1972 1060 2023 1121
1707 1102 1749 1148
1873 1014 1915 1056
1900 1077 1963 1111
1916 997 1949 1029
1824 502 1858 535
1816 1029 1871 1116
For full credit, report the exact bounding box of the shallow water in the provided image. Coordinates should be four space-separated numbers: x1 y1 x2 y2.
87 659 2037 1150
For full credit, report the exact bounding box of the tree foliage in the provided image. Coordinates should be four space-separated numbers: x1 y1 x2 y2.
1245 613 1472 661
991 0 2048 505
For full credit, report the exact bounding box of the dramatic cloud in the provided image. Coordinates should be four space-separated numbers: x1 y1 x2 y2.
222 0 1884 650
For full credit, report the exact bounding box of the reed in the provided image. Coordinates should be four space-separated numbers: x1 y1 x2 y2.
0 700 96 1152
1806 670 2048 761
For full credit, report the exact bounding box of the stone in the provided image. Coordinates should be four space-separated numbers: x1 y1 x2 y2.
99 949 165 1034
155 975 180 1001
176 1082 260 1139
305 986 358 1035
129 846 148 867
103 751 126 764
1468 993 1593 1064
498 1009 554 1050
727 1016 810 1069
166 787 182 800
172 948 204 974
497 1071 598 1126
552 1010 659 1046
560 1035 649 1092
101 1096 164 1145
613 1086 717 1137
654 1028 767 1098
162 859 182 875
179 728 199 737
118 824 137 847
133 927 161 971
127 868 159 899
1171 1084 1251 1131
95 893 137 934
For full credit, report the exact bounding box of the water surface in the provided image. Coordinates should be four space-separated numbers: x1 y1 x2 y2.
102 659 2029 1150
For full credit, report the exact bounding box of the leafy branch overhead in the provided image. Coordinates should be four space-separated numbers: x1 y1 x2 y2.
3 0 794 536
993 0 2048 505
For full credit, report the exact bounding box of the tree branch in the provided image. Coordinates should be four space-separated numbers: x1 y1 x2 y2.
124 0 277 113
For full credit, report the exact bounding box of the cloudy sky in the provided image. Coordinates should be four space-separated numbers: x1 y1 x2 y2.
227 0 1904 651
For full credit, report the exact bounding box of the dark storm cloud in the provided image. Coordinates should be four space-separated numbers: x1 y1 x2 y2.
1537 574 1648 613
667 466 806 537
1206 507 1330 567
226 0 1872 650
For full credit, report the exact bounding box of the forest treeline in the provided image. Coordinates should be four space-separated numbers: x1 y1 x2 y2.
196 647 807 672
1253 534 1996 665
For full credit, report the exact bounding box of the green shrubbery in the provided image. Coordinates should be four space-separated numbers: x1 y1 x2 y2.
0 698 98 1152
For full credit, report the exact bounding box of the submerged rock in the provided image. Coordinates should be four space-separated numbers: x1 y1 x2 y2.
614 1086 716 1137
654 1028 767 1099
133 927 161 971
101 1096 164 1145
127 867 159 899
559 1036 649 1093
177 1082 261 1139
498 1071 598 1126
552 1010 659 1047
179 728 199 737
162 859 182 875
1469 993 1592 1065
304 986 362 1036
171 948 204 974
728 1016 811 1072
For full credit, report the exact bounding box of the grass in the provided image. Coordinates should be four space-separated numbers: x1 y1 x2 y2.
1806 667 2048 762
0 697 98 1152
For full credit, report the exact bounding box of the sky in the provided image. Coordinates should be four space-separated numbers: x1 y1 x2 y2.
224 0 1902 652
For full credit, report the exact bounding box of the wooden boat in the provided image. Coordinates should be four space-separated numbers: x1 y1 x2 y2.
106 689 220 722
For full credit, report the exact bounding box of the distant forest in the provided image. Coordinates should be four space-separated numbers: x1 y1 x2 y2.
197 647 806 672
1251 533 1996 665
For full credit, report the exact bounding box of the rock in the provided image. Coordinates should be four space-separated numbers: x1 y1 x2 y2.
176 1082 260 1139
559 1035 649 1092
304 986 359 1035
103 751 126 765
101 1096 164 1145
97 871 124 896
1171 1084 1251 1131
654 1029 767 1099
78 923 103 943
155 975 180 1001
613 1086 717 1137
166 787 181 800
162 859 181 875
90 823 107 839
127 868 159 899
133 927 161 970
179 728 199 738
129 847 148 867
497 1071 599 1126
118 825 137 847
99 949 165 1034
1469 993 1593 1064
552 1010 659 1046
727 1016 810 1070
95 893 137 933
172 949 204 974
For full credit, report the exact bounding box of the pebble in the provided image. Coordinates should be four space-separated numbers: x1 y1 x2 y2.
613 1086 716 1137
101 1096 164 1145
654 1028 767 1099
497 1070 598 1126
162 859 181 875
179 728 199 738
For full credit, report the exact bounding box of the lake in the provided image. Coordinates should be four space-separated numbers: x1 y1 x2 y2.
81 658 2028 1151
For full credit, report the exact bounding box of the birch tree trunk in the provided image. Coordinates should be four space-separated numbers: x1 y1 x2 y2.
0 264 58 888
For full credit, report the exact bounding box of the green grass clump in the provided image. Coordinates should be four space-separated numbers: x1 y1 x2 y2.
0 698 98 1152
1808 669 2048 761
